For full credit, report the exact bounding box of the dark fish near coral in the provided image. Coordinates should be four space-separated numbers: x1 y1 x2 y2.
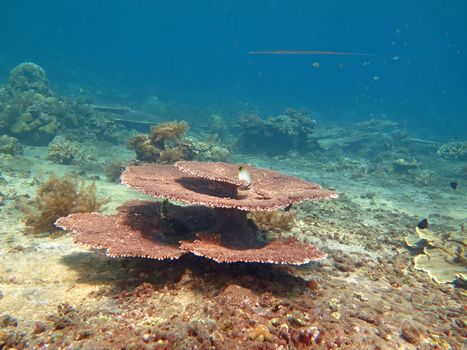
450 181 458 190
417 218 428 229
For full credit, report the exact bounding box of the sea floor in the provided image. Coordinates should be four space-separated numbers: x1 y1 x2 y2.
0 135 465 349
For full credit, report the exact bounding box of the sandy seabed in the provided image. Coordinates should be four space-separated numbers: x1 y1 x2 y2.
0 143 465 350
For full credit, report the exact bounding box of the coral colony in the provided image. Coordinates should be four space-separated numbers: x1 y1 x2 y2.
56 161 337 265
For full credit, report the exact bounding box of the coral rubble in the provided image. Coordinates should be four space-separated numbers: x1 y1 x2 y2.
406 227 466 284
57 161 337 264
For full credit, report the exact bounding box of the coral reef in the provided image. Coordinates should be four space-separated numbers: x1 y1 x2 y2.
128 120 229 163
187 136 230 161
7 62 51 95
61 102 122 143
0 63 122 145
406 227 466 284
127 121 193 163
436 141 467 160
0 89 63 144
46 136 94 173
47 136 80 165
23 174 108 233
0 135 23 155
151 120 189 142
237 108 317 155
57 161 337 264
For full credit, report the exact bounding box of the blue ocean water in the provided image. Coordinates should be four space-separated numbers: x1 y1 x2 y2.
1 3 467 348
1 1 466 140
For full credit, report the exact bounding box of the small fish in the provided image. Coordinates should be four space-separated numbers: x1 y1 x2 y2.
450 181 458 190
238 165 252 187
417 218 428 229
312 62 320 69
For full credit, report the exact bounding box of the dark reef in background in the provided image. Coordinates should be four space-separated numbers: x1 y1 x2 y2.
237 108 319 155
0 63 125 146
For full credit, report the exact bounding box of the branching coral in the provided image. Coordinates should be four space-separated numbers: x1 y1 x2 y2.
47 136 80 164
406 227 466 284
24 174 108 233
437 142 467 160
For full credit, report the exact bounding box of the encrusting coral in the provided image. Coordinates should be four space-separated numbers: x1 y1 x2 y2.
56 161 337 265
24 174 108 233
406 227 466 284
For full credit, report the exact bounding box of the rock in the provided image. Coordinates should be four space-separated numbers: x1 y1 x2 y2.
400 321 422 345
33 321 46 334
0 314 18 328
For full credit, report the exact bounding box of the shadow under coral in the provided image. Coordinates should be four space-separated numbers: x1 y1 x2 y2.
57 200 326 264
58 200 323 297
61 251 310 298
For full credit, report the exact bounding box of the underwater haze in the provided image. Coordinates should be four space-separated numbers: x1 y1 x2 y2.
1 1 466 139
0 1 466 349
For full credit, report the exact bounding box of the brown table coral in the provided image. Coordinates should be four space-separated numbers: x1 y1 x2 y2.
56 161 337 265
